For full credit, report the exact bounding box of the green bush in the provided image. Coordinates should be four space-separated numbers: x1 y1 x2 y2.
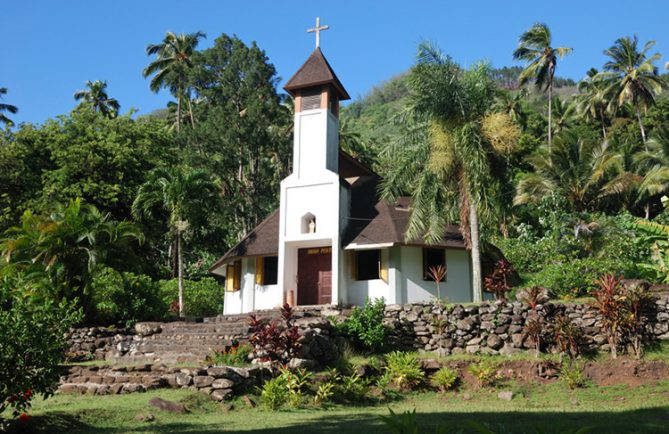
259 376 288 410
560 363 587 389
431 367 459 391
206 342 252 367
338 298 388 352
91 267 166 325
384 351 425 391
159 277 225 318
523 257 628 299
0 279 81 429
468 361 499 388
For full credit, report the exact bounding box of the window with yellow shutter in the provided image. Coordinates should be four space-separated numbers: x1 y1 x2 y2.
226 260 242 292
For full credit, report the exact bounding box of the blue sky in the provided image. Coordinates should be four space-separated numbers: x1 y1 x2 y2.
4 0 667 125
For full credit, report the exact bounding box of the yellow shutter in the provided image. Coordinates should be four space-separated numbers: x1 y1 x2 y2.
225 264 235 292
350 251 358 280
379 250 388 283
233 260 241 291
255 257 264 285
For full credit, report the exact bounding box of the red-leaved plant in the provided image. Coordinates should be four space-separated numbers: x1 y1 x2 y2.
483 259 515 301
248 303 301 364
592 274 626 359
553 314 583 362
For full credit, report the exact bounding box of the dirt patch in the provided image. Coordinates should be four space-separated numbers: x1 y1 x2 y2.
584 359 669 387
440 358 669 388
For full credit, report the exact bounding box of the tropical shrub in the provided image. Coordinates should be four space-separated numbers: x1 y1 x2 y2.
632 219 669 283
249 303 300 363
379 408 420 434
592 274 627 359
515 286 549 309
206 341 252 367
484 259 515 300
553 314 583 361
91 267 166 325
625 285 655 359
523 314 546 357
560 363 587 389
159 277 225 318
431 367 459 391
468 361 499 388
314 381 336 405
337 298 388 352
0 278 81 429
259 376 288 410
384 351 425 391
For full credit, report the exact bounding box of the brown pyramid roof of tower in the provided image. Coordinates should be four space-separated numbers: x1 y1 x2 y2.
284 48 350 100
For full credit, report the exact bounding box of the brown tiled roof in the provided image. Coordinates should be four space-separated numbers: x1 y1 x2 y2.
210 152 465 272
284 48 350 100
342 177 465 249
208 209 280 273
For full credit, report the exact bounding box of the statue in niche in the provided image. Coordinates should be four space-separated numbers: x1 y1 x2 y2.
308 217 316 233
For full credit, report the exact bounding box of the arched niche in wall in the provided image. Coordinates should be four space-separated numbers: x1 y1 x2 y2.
301 212 316 234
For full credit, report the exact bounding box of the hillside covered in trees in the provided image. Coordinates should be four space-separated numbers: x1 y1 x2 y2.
1 25 669 329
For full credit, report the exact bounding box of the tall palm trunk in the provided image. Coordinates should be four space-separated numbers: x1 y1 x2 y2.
176 95 182 133
635 105 647 150
469 201 483 302
187 97 196 128
177 230 184 318
600 108 608 140
547 79 553 161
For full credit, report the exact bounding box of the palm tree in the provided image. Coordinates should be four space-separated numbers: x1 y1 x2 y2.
513 23 573 154
550 97 578 135
382 42 518 302
0 198 142 317
577 68 610 139
0 87 18 127
132 167 218 317
493 88 528 128
515 131 622 212
143 31 205 132
73 80 120 118
600 35 666 148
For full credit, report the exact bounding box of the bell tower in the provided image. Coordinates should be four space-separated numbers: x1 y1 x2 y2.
277 18 351 307
283 46 350 178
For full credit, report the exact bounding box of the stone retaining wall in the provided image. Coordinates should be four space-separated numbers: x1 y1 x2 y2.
67 295 669 364
384 295 669 355
58 363 272 402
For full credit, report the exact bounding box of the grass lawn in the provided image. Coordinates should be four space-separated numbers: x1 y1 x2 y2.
24 380 669 434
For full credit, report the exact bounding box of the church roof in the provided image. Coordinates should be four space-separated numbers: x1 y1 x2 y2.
210 152 465 273
209 209 280 274
283 48 350 100
341 176 465 249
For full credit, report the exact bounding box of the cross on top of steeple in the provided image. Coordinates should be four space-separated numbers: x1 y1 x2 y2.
307 17 329 48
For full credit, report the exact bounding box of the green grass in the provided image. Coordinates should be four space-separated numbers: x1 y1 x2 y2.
22 380 669 433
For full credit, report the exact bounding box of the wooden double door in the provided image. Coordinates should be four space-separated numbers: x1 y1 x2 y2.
297 247 332 305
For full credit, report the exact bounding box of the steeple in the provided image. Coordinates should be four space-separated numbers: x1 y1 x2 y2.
284 48 350 117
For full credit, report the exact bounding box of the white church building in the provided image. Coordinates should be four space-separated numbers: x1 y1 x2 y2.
210 44 477 314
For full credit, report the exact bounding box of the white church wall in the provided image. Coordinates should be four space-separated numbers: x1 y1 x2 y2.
401 247 472 303
223 287 242 315
282 181 339 239
294 110 328 179
346 278 391 306
241 258 255 313
254 284 282 310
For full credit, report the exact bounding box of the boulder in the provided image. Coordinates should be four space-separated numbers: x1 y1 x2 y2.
498 391 514 401
211 389 233 402
148 397 186 413
212 378 235 389
193 375 215 388
487 335 503 350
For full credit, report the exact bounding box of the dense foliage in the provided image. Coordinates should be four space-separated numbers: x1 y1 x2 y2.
0 278 81 428
336 298 388 352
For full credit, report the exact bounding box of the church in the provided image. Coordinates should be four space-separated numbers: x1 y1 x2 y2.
210 25 478 314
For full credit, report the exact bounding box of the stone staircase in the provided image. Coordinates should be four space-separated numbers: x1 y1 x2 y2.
68 305 346 365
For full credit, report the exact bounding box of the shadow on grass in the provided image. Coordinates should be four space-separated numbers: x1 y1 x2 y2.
24 407 669 434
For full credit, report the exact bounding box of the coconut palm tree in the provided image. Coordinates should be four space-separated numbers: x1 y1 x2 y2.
513 23 573 154
0 87 18 127
382 42 518 302
577 68 611 139
515 131 622 212
73 80 120 118
143 31 205 132
600 35 666 148
550 97 578 135
493 88 528 128
132 167 218 317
